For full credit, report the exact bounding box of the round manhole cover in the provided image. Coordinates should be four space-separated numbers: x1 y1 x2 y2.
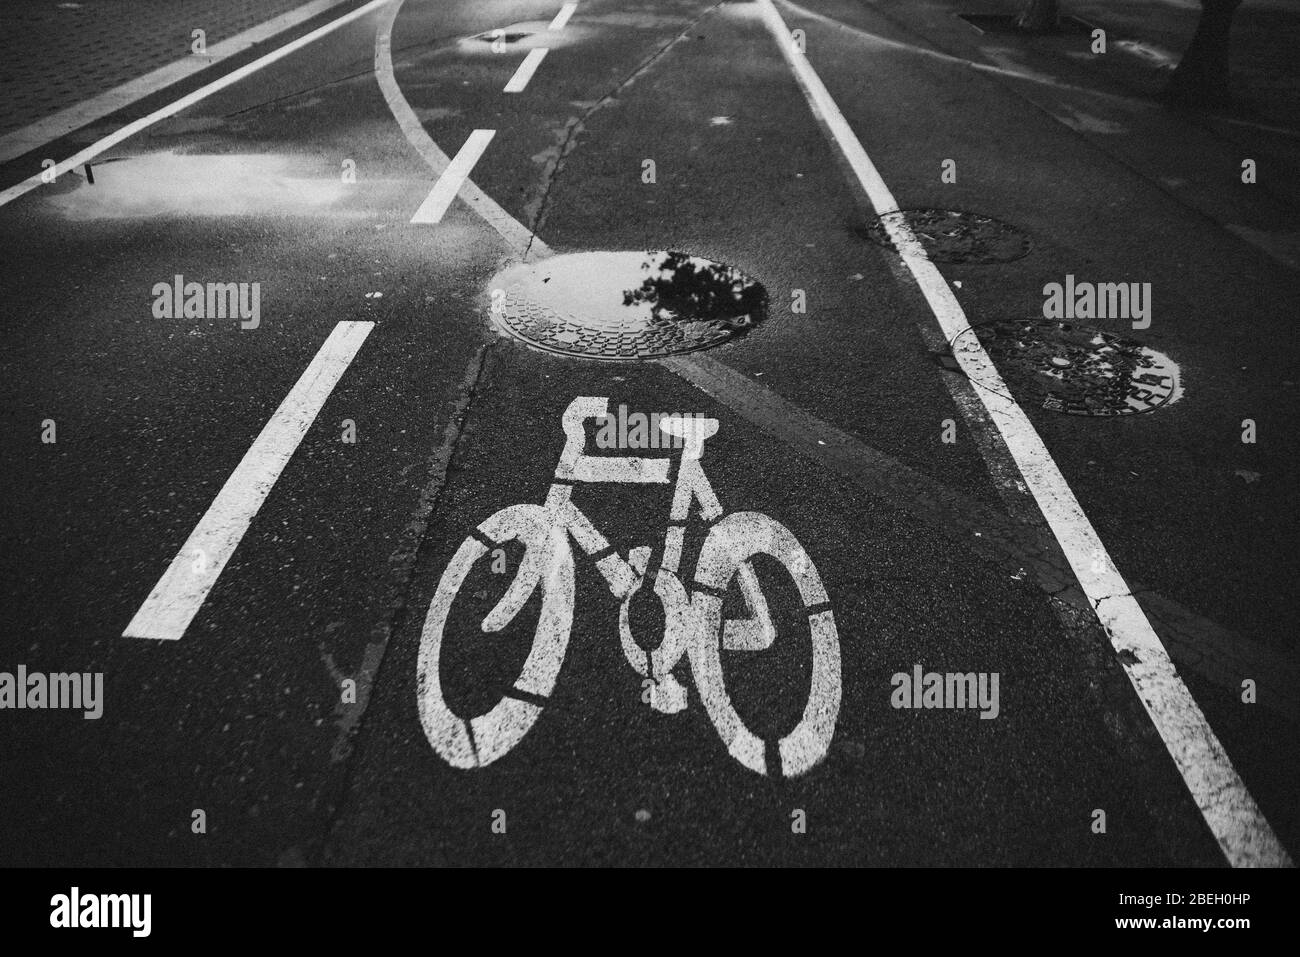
956 318 1183 415
861 209 1031 263
487 250 767 360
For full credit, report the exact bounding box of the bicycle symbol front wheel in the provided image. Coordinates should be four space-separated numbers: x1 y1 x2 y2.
416 504 575 768
689 511 842 778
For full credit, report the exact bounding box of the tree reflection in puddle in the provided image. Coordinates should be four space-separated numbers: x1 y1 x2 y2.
485 250 768 359
621 251 766 331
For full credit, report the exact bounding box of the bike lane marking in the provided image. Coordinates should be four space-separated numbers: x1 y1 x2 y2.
504 49 551 93
774 0 1155 106
123 321 374 641
751 0 1288 868
410 129 497 223
0 0 393 210
373 0 1291 722
371 0 1292 854
550 3 579 31
415 395 844 778
374 0 549 255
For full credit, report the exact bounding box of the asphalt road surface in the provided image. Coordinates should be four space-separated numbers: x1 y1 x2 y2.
1 0 1297 867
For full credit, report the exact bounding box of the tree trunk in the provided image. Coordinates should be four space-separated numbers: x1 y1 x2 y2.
1163 0 1243 107
1014 0 1061 34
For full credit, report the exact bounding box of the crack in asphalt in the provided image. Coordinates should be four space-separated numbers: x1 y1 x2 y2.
1092 591 1134 609
313 341 494 863
523 1 727 259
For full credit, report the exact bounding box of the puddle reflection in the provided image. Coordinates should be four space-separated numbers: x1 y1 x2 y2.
44 151 349 219
621 250 765 329
487 249 767 359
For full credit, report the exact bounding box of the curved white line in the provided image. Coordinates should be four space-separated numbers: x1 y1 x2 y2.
374 0 551 258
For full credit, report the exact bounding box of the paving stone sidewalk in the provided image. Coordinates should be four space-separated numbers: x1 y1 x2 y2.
0 0 346 138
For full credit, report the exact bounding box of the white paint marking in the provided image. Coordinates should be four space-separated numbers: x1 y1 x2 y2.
375 0 548 254
419 504 575 768
0 0 393 210
549 2 578 30
123 321 373 641
370 0 1292 840
503 48 549 93
417 396 841 777
774 0 1153 107
0 0 359 164
754 0 1290 867
410 129 495 223
692 512 838 778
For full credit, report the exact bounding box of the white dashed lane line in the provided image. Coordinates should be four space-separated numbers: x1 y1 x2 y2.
550 3 578 31
504 49 550 93
122 0 543 639
123 322 374 642
375 0 547 252
409 129 497 224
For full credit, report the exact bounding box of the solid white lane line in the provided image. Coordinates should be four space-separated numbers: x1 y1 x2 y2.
753 0 1290 868
550 3 578 30
123 321 373 641
0 0 360 165
409 129 496 223
0 0 392 211
504 49 549 93
774 0 1148 107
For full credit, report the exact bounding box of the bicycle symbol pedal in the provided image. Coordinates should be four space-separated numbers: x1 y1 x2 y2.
416 397 841 777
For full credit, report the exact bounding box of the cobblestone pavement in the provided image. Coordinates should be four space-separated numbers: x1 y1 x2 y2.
0 0 343 137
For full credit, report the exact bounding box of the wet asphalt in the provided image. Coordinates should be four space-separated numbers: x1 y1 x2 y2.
0 0 1296 866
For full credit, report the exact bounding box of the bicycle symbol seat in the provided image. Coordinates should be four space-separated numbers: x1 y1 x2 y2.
416 396 841 777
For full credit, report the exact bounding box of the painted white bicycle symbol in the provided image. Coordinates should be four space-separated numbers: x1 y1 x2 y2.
416 396 841 777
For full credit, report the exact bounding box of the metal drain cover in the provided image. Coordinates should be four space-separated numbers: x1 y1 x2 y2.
861 209 1031 263
957 318 1182 415
487 250 766 360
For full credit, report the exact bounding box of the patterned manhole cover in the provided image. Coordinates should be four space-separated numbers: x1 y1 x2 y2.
487 250 767 360
861 209 1031 263
954 318 1183 415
